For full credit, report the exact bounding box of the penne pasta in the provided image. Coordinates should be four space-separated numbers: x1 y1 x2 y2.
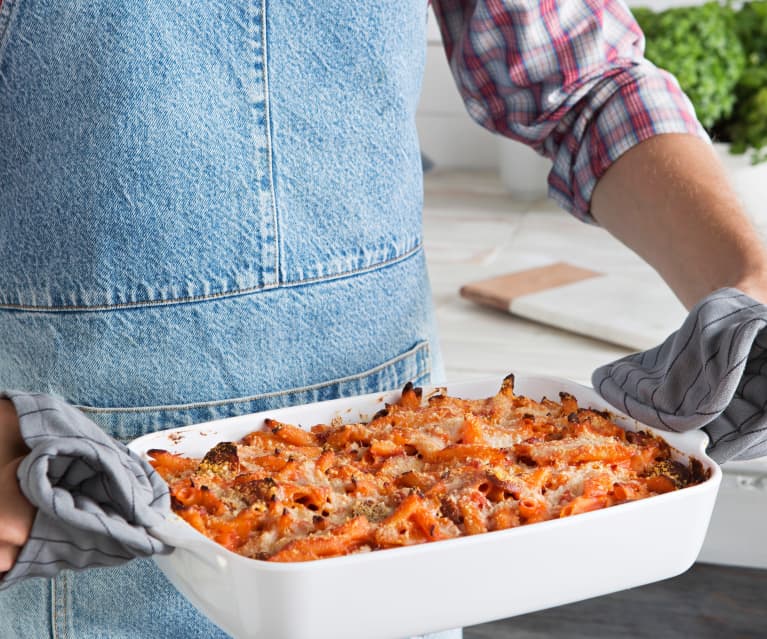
149 375 708 562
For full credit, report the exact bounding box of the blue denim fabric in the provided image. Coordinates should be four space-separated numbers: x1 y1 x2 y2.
0 1 454 637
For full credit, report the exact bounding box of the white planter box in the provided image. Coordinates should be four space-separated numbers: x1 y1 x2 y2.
713 142 767 220
497 138 551 200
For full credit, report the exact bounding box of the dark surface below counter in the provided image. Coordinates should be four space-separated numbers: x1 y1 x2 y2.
465 563 767 639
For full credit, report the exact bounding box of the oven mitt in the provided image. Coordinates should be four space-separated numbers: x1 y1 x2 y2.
593 288 767 463
0 392 171 590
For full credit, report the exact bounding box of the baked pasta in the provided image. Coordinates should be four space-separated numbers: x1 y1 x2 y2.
149 375 708 562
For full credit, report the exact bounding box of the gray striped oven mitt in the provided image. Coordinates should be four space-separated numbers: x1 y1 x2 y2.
0 392 171 590
593 288 767 463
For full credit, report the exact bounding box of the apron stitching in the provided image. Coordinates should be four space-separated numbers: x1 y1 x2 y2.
260 0 281 284
0 243 423 312
50 576 55 639
52 574 62 639
52 571 71 639
62 571 69 639
0 0 20 64
75 341 430 414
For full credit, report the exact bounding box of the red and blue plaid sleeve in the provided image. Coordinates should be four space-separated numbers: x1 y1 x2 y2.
430 0 709 221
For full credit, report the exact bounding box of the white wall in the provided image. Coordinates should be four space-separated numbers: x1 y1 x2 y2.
416 7 500 170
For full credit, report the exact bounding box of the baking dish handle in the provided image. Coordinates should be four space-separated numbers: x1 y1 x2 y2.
149 518 229 570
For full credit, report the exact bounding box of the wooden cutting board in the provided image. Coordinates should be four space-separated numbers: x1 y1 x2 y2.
460 262 688 351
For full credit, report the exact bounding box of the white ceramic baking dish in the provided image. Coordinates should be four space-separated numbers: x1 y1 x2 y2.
129 375 722 639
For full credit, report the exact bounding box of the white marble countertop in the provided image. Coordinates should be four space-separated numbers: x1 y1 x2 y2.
423 169 660 385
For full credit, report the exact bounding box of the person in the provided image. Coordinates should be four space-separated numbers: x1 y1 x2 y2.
1 1 766 638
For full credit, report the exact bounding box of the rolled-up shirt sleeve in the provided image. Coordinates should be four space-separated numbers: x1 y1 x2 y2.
431 0 709 221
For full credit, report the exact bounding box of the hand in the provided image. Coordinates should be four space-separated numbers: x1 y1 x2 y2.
0 400 35 574
0 399 28 467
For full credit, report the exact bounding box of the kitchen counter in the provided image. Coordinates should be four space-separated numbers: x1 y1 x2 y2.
424 167 767 386
423 169 767 638
423 168 638 385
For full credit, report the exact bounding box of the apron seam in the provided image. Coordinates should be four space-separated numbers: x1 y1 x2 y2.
76 340 430 414
0 243 423 313
261 0 281 284
0 0 21 63
52 572 70 639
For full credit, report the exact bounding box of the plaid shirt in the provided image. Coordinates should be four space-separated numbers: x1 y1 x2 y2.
431 0 708 220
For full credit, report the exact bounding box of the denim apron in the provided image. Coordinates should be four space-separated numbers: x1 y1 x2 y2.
0 1 448 636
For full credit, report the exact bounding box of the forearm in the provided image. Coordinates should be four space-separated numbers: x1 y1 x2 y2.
591 133 767 309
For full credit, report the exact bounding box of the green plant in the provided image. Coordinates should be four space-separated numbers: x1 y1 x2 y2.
726 1 767 162
633 1 767 163
727 87 767 163
632 2 746 130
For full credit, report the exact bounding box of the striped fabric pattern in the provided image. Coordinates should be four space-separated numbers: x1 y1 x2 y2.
593 289 767 462
431 0 708 220
0 393 170 590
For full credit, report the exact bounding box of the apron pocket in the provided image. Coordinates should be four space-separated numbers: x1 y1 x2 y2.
80 340 432 442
